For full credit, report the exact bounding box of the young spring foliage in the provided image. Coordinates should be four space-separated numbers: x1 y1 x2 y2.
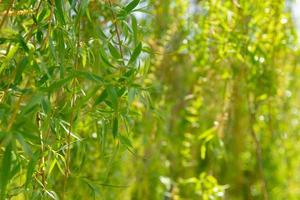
0 0 148 199
1 0 300 200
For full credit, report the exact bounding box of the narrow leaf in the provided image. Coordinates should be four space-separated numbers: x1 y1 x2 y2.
128 42 142 65
0 143 12 200
25 152 39 188
40 76 73 92
119 135 133 148
0 45 19 75
14 56 29 84
124 0 140 13
112 116 118 138
94 89 108 106
54 0 65 24
131 15 138 43
107 85 118 109
108 42 121 59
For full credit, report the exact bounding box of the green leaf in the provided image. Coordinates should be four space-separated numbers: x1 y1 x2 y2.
0 45 19 75
128 42 142 65
201 145 206 160
17 35 29 52
0 143 12 200
124 0 140 13
0 38 8 45
94 89 108 106
0 132 6 140
131 15 138 43
79 0 90 15
198 127 216 141
81 48 87 67
20 95 42 115
15 133 32 157
108 42 121 59
25 152 39 188
119 134 133 148
96 27 107 40
117 87 126 97
112 116 118 138
75 0 90 25
122 68 136 79
37 8 48 23
54 28 65 64
128 87 136 104
107 85 118 109
72 70 103 83
54 0 65 24
75 87 99 110
40 76 73 92
45 190 59 200
41 97 51 114
14 56 29 84
36 30 43 43
100 48 116 69
49 38 57 62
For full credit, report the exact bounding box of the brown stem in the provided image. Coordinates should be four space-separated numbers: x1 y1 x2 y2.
42 0 54 50
6 80 30 131
107 0 125 67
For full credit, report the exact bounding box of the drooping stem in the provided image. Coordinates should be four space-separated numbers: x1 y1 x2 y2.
247 94 269 200
62 9 81 200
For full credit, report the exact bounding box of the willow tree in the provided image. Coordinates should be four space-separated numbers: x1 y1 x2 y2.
1 0 300 200
0 0 148 199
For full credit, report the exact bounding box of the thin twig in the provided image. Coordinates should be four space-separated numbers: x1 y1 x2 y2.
107 0 125 68
247 94 269 200
6 80 30 131
36 112 46 190
62 8 81 200
42 0 54 50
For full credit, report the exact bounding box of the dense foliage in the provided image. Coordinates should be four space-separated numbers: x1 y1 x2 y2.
1 0 300 199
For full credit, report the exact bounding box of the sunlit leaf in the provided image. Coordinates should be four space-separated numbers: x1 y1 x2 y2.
124 0 140 13
128 42 142 65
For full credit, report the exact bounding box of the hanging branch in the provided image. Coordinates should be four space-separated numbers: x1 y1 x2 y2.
107 0 125 69
62 5 81 200
247 94 269 200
